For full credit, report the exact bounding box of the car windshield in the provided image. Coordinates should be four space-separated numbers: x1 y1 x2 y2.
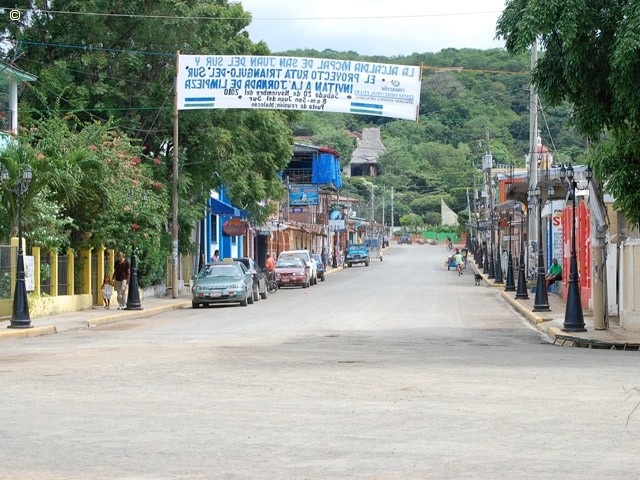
311 254 322 263
348 245 367 252
199 264 242 278
276 259 304 268
279 252 308 262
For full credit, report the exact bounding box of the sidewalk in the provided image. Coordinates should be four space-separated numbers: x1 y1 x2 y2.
473 260 640 350
0 291 192 341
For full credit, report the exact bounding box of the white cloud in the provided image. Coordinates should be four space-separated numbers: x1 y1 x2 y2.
238 0 506 56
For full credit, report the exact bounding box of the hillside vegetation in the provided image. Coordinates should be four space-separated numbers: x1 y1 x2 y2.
284 48 587 229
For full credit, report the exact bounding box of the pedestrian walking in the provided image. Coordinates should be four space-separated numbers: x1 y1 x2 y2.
113 251 130 310
101 274 113 309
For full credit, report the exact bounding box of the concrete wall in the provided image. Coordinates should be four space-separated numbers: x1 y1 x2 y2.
620 239 640 332
28 294 93 318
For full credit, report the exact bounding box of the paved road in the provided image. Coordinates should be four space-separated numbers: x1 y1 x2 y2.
1 245 640 479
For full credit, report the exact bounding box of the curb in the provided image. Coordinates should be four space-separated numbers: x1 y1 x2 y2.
0 325 57 340
500 291 546 325
0 301 192 342
89 301 192 327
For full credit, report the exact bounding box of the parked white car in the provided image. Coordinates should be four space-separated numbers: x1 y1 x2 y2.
278 249 318 285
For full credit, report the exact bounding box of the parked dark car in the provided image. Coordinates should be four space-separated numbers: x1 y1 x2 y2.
398 233 413 244
232 257 268 301
311 253 326 281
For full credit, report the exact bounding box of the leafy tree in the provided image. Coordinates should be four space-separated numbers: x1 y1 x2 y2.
2 0 294 240
496 0 640 226
0 116 170 286
399 213 424 231
424 212 441 226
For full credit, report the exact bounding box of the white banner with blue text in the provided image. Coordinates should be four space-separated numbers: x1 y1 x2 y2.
177 55 421 120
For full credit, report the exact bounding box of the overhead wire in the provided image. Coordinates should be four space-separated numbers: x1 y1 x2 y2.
5 7 503 22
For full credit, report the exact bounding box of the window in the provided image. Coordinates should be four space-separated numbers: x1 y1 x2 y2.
210 214 218 242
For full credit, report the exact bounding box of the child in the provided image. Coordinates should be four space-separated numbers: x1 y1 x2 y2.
101 274 114 309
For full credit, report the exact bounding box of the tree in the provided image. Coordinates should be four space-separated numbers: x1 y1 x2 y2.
2 0 294 238
0 116 170 286
496 0 640 226
399 213 424 231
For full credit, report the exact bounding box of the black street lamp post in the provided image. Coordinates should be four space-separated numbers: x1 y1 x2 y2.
331 226 338 268
126 190 147 311
1 164 33 328
529 185 554 312
488 217 496 279
515 203 529 299
503 207 516 291
493 210 504 284
476 219 483 269
561 164 593 332
482 235 489 275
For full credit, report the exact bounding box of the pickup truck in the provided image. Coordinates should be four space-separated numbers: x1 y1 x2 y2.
345 244 370 268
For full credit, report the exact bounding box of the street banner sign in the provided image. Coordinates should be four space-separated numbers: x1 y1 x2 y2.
177 55 422 120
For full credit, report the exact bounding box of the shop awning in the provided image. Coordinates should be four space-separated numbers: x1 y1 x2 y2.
210 198 239 216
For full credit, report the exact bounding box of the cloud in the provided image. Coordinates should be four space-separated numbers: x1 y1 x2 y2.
239 0 506 56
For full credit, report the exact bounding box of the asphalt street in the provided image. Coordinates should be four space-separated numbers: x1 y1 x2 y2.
1 244 640 479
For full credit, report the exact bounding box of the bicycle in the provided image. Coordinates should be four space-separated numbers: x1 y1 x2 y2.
266 269 278 293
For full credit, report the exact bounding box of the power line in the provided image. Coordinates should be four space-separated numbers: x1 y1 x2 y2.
5 8 503 22
18 40 174 57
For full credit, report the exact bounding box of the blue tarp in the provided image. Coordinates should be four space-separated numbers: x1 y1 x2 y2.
311 152 342 187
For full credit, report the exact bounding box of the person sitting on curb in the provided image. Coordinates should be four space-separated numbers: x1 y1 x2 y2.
545 258 562 290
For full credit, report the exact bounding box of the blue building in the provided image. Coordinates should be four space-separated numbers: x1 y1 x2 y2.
197 143 343 271
197 188 245 269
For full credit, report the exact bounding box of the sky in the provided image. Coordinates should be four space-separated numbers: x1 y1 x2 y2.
238 0 507 57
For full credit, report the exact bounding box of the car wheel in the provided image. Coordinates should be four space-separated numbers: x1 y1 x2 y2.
321 274 325 282
247 289 254 304
365 260 370 267
253 285 260 302
192 301 199 309
240 295 248 306
260 288 268 300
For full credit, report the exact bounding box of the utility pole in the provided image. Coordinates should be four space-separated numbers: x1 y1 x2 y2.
382 185 386 234
483 128 495 278
390 187 394 240
171 51 180 299
528 41 539 273
371 183 375 224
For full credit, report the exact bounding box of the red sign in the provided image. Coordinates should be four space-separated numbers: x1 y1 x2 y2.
223 217 247 236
